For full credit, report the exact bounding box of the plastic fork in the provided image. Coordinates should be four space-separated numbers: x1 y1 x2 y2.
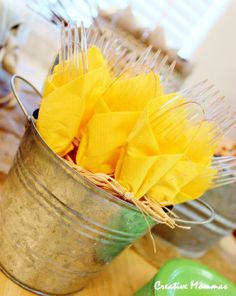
200 156 236 188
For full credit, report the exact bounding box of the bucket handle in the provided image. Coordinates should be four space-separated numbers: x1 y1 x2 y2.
11 74 42 121
173 199 215 225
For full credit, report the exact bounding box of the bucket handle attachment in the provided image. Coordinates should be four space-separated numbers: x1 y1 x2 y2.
173 198 215 225
11 74 42 121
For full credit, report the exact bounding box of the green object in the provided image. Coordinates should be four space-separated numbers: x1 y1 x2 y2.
135 259 236 296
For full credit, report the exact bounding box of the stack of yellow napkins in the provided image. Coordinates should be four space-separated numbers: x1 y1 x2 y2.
37 46 219 205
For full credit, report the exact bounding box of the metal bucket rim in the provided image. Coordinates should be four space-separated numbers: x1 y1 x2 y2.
29 119 142 213
25 122 216 226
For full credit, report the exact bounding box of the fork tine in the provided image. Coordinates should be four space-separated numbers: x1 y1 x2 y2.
166 60 176 77
61 23 67 71
181 80 236 138
150 49 162 69
162 60 176 85
213 179 236 188
136 46 152 65
150 101 204 151
199 156 236 185
68 23 73 79
212 156 236 163
82 22 88 72
79 22 88 74
74 22 79 76
155 54 169 74
89 29 99 46
182 79 209 97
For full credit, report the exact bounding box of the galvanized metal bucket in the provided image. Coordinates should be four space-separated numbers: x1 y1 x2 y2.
155 183 236 258
0 76 215 295
0 76 156 295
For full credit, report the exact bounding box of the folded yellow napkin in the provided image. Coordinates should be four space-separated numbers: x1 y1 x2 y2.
43 46 108 96
147 120 219 204
102 70 163 111
37 79 84 156
37 45 220 206
114 96 186 198
37 47 111 156
148 161 216 205
114 97 217 204
76 70 163 174
176 165 216 203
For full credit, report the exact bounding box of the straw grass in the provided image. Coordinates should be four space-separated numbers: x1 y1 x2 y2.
64 155 180 229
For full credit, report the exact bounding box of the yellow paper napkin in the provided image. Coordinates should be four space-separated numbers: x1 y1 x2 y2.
37 47 111 156
76 70 163 174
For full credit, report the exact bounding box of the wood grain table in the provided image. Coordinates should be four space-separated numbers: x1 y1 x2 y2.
0 240 235 296
0 248 156 296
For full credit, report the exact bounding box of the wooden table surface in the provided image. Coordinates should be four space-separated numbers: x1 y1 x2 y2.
0 248 157 296
0 241 235 296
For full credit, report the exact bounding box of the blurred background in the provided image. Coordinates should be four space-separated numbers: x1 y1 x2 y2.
1 0 235 139
0 1 236 292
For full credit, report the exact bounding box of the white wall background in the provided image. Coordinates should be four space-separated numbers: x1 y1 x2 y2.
17 13 60 91
17 1 236 141
184 0 236 141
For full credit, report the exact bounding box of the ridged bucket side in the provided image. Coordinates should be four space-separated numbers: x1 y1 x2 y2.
0 121 155 295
